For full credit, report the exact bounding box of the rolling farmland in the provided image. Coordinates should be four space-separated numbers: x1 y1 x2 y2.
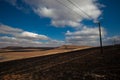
0 45 120 80
0 45 90 62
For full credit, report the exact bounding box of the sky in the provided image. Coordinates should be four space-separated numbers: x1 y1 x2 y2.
0 0 120 48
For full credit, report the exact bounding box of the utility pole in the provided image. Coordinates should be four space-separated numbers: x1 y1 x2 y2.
98 22 103 54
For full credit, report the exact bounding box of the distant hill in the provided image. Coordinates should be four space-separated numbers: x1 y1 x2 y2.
58 45 91 49
1 46 55 50
0 46 55 53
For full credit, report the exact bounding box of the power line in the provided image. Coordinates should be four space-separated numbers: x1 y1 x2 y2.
67 0 92 19
55 0 83 18
67 0 103 54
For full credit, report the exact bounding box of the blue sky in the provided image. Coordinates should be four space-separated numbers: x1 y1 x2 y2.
0 0 120 47
100 0 120 37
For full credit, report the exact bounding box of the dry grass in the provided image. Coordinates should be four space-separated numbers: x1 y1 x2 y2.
0 45 91 62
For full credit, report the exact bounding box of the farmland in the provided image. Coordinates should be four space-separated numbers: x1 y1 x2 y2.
0 45 90 62
0 45 120 80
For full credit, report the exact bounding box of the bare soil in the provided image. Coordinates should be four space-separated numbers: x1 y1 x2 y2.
0 45 120 80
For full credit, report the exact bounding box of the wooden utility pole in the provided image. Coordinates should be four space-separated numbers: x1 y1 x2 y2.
98 22 103 54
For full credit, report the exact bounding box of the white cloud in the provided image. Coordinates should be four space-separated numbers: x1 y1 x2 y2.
1 0 106 47
0 24 64 48
0 24 49 40
0 36 65 48
65 26 106 46
35 7 56 18
103 36 120 45
0 24 23 35
0 36 43 47
52 20 80 27
15 31 49 40
23 0 102 27
66 26 106 36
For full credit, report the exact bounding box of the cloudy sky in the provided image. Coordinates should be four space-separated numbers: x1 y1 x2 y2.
0 0 120 47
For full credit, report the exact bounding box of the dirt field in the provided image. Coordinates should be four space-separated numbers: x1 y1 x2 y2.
0 45 90 62
0 45 120 80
